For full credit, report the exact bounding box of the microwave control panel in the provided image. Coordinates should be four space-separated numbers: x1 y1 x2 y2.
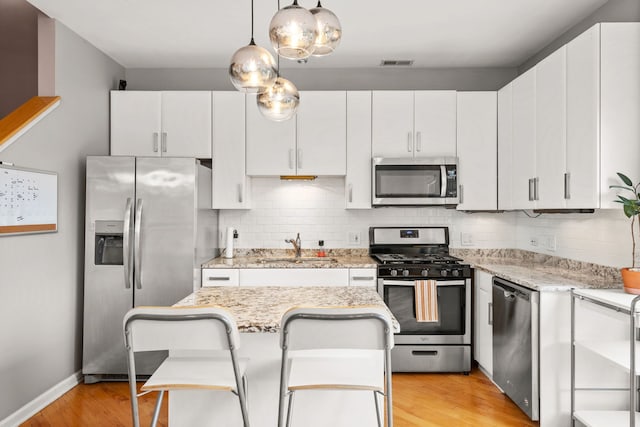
445 166 457 198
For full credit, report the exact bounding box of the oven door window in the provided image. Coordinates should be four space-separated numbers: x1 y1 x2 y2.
384 283 465 335
375 165 443 198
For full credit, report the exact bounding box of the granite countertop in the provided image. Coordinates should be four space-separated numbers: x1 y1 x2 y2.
174 286 399 333
452 249 623 292
202 249 377 269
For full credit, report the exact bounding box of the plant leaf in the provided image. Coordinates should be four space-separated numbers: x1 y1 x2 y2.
618 173 634 186
610 185 636 192
624 204 637 218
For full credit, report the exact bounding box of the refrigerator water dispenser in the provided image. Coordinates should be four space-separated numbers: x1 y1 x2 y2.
94 220 124 265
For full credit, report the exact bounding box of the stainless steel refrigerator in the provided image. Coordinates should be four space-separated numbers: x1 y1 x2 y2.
82 156 219 383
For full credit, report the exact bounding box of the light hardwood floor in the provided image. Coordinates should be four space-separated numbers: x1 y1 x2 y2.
21 368 538 427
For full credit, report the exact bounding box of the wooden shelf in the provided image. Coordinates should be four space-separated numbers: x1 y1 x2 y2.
0 96 61 152
574 410 640 426
575 341 640 374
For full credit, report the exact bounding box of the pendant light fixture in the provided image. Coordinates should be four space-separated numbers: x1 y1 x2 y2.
269 0 318 60
229 0 278 93
310 1 341 56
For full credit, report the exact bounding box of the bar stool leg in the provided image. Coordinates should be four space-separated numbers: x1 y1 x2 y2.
150 390 164 427
286 391 295 427
373 391 382 427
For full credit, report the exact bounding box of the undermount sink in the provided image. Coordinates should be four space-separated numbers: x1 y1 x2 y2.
257 257 338 264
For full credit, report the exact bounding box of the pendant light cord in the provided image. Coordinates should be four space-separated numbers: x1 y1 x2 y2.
250 0 255 45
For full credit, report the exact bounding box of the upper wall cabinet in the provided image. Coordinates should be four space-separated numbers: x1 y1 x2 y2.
456 91 497 211
372 91 456 158
246 91 347 176
110 91 212 158
345 91 372 209
212 92 250 209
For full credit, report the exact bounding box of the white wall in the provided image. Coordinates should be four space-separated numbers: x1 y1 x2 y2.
0 22 124 421
219 177 517 251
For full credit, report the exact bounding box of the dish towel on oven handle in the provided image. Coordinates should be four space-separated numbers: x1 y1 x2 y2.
415 279 439 322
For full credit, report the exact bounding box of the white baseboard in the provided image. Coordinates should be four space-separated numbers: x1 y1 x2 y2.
0 370 82 427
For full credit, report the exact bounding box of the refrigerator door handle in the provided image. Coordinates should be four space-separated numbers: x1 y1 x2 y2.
134 198 143 290
123 198 134 289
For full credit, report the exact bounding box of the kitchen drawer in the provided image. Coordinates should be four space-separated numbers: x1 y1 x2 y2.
239 268 349 286
202 269 239 287
391 345 471 373
349 268 377 287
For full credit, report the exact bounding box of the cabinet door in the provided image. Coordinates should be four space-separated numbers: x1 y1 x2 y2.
161 91 212 158
535 47 567 209
566 24 600 209
456 92 497 211
600 23 640 209
346 91 372 209
371 91 414 157
511 69 537 209
497 84 514 210
212 92 249 209
245 96 297 175
474 270 493 376
202 269 240 287
348 268 376 287
110 91 161 156
414 91 457 157
296 91 347 175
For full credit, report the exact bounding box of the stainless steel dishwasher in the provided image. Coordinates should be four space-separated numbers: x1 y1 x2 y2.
492 277 539 421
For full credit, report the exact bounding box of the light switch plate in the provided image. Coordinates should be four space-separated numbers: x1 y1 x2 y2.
348 231 361 246
461 232 474 246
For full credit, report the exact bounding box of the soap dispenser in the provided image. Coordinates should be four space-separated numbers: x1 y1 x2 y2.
317 240 326 257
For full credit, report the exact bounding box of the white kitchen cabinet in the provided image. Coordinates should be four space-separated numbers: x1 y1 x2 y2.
345 91 372 209
245 91 347 176
372 91 456 158
348 268 377 287
202 269 240 287
474 270 493 376
110 91 212 158
497 84 514 210
239 268 350 286
535 47 567 209
456 92 497 211
511 68 537 210
211 92 250 209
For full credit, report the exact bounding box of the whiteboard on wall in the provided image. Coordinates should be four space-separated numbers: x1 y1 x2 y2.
0 163 58 235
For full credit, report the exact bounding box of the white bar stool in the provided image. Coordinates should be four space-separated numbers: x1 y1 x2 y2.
123 306 250 427
277 306 394 427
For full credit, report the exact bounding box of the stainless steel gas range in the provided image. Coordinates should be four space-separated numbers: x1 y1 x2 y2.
370 226 472 373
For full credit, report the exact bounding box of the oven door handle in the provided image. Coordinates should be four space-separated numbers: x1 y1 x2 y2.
381 279 466 287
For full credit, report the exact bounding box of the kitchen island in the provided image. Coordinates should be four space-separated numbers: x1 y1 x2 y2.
168 286 398 427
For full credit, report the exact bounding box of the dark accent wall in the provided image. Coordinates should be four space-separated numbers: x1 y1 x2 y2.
0 0 39 118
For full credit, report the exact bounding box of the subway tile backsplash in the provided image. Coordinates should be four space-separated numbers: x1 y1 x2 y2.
218 177 630 268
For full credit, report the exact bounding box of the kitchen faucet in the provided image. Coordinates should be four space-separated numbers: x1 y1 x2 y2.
285 233 302 258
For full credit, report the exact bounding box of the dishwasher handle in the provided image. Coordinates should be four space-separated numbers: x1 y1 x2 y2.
492 279 534 302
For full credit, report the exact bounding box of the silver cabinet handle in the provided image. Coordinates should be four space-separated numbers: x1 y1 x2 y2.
564 172 570 200
348 184 353 203
134 199 143 290
161 132 167 153
153 133 159 152
238 184 243 204
352 276 375 281
528 178 534 201
297 149 302 169
123 198 134 289
459 184 464 204
208 276 231 281
407 132 413 152
488 302 493 325
289 149 295 170
416 131 422 152
534 177 539 201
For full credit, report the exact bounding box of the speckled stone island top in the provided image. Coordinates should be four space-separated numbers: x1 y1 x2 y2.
202 249 376 269
174 286 400 333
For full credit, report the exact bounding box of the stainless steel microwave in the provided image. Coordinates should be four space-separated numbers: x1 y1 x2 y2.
372 157 459 206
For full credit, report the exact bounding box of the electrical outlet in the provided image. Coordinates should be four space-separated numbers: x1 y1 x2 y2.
530 237 538 247
461 232 474 246
546 235 557 251
348 231 361 246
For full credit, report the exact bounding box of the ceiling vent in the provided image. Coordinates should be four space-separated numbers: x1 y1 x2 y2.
380 59 414 67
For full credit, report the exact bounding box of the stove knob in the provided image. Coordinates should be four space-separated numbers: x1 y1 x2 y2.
452 269 460 277
421 269 429 277
440 269 449 277
402 269 410 277
390 269 398 277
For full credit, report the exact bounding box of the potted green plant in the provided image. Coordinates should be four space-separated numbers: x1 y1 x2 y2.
611 172 640 294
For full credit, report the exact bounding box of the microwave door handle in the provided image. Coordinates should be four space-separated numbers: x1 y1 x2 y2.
440 165 447 197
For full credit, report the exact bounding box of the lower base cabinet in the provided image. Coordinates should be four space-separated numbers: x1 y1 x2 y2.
474 270 493 375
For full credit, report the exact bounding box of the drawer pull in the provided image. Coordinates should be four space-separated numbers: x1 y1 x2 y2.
351 276 374 281
412 350 438 356
208 277 231 281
